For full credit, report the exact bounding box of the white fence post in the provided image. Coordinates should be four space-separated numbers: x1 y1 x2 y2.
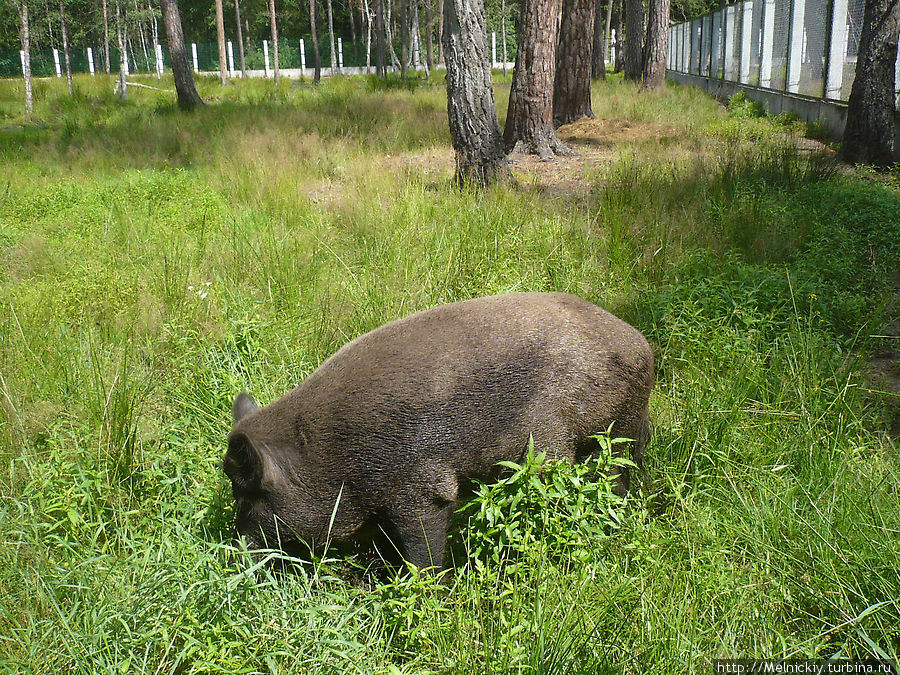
300 38 306 74
740 2 752 83
338 37 344 70
227 41 235 76
492 32 497 68
759 0 775 87
53 48 62 77
192 43 199 73
263 39 270 77
156 43 164 76
787 0 805 93
825 0 849 99
87 47 95 75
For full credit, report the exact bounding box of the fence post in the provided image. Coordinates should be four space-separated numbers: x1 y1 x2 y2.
88 47 95 75
759 0 775 87
263 39 270 77
492 32 497 68
227 41 235 77
787 0 805 92
156 43 164 76
825 0 848 99
300 38 306 75
53 48 62 77
338 37 344 70
740 2 752 83
192 43 199 73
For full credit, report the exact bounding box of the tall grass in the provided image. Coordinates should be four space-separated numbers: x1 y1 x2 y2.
1 73 898 673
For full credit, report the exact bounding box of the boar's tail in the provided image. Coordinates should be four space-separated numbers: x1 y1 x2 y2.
633 408 651 493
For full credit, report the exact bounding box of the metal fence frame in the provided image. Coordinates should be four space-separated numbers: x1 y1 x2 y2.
668 0 900 107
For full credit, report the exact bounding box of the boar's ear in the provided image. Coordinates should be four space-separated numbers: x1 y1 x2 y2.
233 393 259 424
224 431 264 491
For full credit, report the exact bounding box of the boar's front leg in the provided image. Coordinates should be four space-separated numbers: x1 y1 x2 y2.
389 499 455 570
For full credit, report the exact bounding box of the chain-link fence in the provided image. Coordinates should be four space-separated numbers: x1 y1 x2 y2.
668 0 900 107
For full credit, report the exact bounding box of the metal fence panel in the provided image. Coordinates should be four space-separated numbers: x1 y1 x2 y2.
711 11 722 78
692 20 702 74
768 0 791 89
725 5 741 81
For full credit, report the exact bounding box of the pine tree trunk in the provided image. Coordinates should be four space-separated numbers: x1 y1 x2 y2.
591 0 606 78
59 0 73 95
400 0 408 81
214 0 227 84
269 0 280 82
116 0 127 100
501 0 507 74
424 0 434 71
19 0 33 116
841 0 900 167
623 0 642 81
310 0 322 82
234 0 246 77
160 0 203 108
614 0 623 72
350 0 357 44
641 0 667 88
103 0 111 73
443 0 509 184
554 0 594 126
327 0 337 73
365 0 373 73
375 0 385 75
437 0 444 63
503 0 571 158
604 0 612 69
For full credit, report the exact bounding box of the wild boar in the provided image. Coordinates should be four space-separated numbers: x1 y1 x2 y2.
224 292 653 569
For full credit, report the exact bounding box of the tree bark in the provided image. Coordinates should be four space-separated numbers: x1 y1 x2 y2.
641 0 668 88
503 0 570 158
375 0 386 75
554 0 594 126
591 0 606 77
841 0 900 167
604 0 612 70
623 0 642 81
425 0 434 71
437 0 444 63
268 0 280 82
614 0 623 72
326 0 338 73
160 0 203 108
234 0 246 77
19 0 33 116
214 0 227 84
310 0 322 82
103 0 111 73
400 0 408 81
443 0 510 184
501 0 507 75
116 0 127 100
59 0 73 95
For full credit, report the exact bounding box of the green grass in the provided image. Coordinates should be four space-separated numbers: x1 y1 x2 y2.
1 72 899 673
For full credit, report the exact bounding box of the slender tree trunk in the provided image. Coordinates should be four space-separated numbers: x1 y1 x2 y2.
604 0 612 69
641 0 668 88
103 0 111 72
116 0 127 100
841 0 900 166
310 0 322 82
350 0 358 44
413 0 424 71
160 0 203 108
437 0 444 63
19 0 33 116
501 0 507 75
137 1 151 72
614 0 623 71
623 0 642 80
214 0 227 84
151 1 162 79
400 0 408 81
269 0 280 82
386 0 400 71
591 0 606 77
503 0 570 158
424 0 434 71
326 0 337 73
554 0 594 126
365 0 373 73
234 0 246 77
376 0 386 75
443 0 509 184
59 0 73 94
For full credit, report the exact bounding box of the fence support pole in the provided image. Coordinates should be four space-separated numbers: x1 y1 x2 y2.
300 38 306 75
192 43 199 73
227 40 235 77
740 2 752 83
338 37 344 70
787 0 805 93
156 43 164 76
53 48 62 77
825 0 848 99
760 0 775 87
492 32 497 68
88 47 95 75
263 39 270 77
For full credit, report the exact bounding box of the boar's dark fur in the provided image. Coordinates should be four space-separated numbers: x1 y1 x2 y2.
224 292 653 569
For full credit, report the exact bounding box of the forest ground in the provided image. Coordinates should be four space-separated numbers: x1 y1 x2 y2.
1 72 899 673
